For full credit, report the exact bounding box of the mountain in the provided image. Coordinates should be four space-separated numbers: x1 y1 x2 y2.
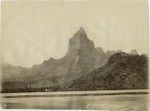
1 27 109 92
1 63 28 82
69 52 148 90
1 27 148 92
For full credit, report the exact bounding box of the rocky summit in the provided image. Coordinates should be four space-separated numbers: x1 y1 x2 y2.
1 27 148 92
2 27 108 91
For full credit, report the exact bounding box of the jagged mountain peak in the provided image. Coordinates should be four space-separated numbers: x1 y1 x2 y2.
74 27 87 37
79 26 85 32
71 27 89 42
2 26 147 92
67 27 95 54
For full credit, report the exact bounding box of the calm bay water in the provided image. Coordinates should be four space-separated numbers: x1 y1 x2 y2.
0 91 149 111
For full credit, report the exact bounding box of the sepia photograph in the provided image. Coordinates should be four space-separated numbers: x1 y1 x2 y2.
0 0 149 110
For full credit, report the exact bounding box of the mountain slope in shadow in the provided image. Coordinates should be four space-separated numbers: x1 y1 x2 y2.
69 52 148 90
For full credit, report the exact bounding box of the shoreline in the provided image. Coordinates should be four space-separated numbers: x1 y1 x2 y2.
1 89 149 98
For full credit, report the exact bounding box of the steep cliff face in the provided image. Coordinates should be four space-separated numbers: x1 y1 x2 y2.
67 27 95 55
2 27 147 92
28 27 108 87
2 27 107 89
65 27 106 76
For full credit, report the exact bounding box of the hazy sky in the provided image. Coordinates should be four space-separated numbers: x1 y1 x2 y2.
1 0 149 67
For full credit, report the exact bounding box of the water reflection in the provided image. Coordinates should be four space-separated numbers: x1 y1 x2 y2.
1 94 149 110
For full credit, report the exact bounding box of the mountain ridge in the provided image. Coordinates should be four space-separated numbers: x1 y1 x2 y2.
1 27 148 92
2 27 109 90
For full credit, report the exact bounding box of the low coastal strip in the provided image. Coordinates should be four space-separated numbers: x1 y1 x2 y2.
1 89 149 98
